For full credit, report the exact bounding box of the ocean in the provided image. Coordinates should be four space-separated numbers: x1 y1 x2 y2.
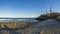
0 18 37 22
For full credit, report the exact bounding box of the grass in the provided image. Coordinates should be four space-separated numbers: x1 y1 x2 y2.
0 21 37 28
0 21 39 34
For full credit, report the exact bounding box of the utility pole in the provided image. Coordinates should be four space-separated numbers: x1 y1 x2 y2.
50 7 52 13
46 10 47 14
50 7 53 19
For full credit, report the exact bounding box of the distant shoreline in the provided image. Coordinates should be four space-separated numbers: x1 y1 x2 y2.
0 18 33 19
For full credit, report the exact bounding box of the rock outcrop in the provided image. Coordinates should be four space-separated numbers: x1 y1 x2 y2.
36 12 60 21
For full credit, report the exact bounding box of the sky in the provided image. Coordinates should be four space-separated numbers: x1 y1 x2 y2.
0 0 60 18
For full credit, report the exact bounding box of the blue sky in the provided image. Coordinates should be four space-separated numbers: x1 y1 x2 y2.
0 0 60 18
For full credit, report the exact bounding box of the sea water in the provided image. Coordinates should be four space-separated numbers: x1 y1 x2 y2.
0 18 37 22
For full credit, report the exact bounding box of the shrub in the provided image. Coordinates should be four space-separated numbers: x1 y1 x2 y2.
56 16 60 21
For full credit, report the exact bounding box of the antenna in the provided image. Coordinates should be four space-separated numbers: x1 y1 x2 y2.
50 7 52 13
46 10 47 14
